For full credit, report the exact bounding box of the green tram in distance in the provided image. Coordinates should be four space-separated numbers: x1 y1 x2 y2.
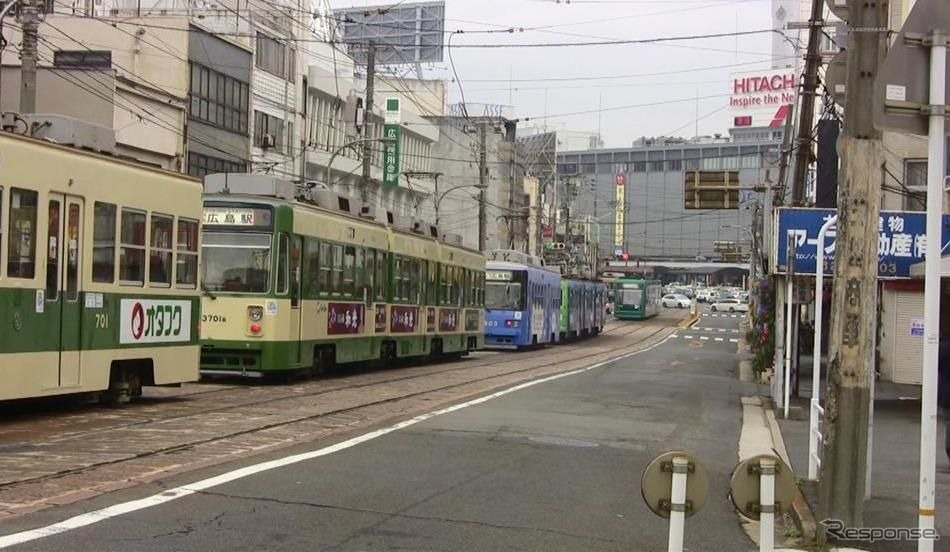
198 175 485 378
612 277 662 320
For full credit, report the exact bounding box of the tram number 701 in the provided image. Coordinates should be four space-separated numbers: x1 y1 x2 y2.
95 313 109 329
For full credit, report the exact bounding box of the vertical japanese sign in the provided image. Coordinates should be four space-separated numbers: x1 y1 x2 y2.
614 173 625 249
383 98 401 187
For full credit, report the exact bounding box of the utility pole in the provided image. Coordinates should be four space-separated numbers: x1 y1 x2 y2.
477 120 487 251
790 0 825 205
775 104 795 205
817 0 886 532
19 0 40 114
360 43 376 205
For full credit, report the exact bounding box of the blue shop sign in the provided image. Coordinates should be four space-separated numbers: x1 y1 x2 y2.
775 207 950 279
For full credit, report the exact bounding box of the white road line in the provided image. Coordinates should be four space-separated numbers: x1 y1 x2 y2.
729 338 739 343
714 337 724 342
718 328 727 332
0 335 677 549
683 335 693 340
699 336 709 341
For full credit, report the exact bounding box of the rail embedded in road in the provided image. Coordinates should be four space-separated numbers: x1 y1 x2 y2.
0 322 677 521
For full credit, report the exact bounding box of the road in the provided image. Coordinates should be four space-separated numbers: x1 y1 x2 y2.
0 308 757 551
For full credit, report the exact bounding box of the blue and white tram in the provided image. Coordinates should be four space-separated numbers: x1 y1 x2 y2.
484 255 561 349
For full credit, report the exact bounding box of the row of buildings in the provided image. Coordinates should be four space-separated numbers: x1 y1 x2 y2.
0 0 534 255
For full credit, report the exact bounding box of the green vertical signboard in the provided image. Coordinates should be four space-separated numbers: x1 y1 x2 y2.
383 98 401 187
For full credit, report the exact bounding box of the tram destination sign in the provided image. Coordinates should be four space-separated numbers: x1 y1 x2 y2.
774 207 950 279
203 207 256 226
202 206 273 228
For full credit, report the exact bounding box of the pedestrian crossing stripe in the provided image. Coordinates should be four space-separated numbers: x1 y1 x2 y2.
702 313 743 318
672 334 739 343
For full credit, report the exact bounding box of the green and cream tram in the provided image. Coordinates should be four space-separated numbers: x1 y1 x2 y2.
198 175 484 378
0 131 202 403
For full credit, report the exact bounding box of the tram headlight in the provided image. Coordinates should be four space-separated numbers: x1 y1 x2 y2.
505 320 519 328
248 306 264 322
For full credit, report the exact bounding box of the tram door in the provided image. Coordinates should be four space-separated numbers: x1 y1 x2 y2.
46 194 83 388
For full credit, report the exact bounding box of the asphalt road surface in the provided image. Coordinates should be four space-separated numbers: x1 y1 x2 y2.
1 312 757 551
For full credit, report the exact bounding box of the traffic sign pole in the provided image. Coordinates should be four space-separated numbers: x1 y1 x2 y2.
917 28 946 552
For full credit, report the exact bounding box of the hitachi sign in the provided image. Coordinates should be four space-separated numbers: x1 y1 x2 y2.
728 69 798 111
733 73 797 94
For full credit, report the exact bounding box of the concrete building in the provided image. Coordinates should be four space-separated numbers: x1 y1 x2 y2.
0 14 199 171
302 49 439 216
426 115 528 252
557 136 782 262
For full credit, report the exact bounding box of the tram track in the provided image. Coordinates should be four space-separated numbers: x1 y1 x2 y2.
0 322 646 448
0 321 677 513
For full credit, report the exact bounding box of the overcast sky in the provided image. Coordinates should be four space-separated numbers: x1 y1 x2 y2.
328 0 781 148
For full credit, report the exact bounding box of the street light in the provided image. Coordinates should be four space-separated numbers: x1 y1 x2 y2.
325 136 396 188
432 182 488 226
721 224 758 282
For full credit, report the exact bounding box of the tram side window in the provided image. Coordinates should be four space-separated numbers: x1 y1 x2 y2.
6 188 38 279
365 248 376 300
149 214 173 287
92 202 116 283
119 209 146 286
375 251 387 301
304 239 320 297
276 234 289 295
354 247 365 298
330 244 343 294
46 199 61 299
426 262 436 305
342 246 355 297
176 219 199 288
318 241 331 294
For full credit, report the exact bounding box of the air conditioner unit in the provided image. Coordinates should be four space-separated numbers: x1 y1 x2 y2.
410 218 427 235
441 233 463 246
261 134 276 149
359 204 377 220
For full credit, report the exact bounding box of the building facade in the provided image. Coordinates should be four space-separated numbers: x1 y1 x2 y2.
426 115 528 252
557 137 783 262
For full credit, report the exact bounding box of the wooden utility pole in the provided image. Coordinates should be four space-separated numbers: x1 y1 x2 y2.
817 0 886 531
19 0 40 114
360 43 376 205
790 0 826 205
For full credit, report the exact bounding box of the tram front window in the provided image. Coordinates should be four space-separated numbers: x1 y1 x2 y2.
486 282 523 311
202 232 272 293
620 289 642 306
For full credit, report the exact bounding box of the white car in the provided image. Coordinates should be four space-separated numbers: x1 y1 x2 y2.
695 289 713 303
710 298 749 313
662 294 692 309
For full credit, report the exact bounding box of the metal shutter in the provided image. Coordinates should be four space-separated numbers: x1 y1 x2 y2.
893 290 925 385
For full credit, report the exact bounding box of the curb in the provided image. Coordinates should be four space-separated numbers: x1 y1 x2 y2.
677 307 700 329
763 398 819 544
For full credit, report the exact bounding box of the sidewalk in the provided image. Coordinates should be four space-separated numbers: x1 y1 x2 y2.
776 356 950 552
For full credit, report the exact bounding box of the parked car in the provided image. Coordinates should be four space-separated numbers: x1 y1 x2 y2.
662 294 692 309
695 289 713 303
710 298 749 313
